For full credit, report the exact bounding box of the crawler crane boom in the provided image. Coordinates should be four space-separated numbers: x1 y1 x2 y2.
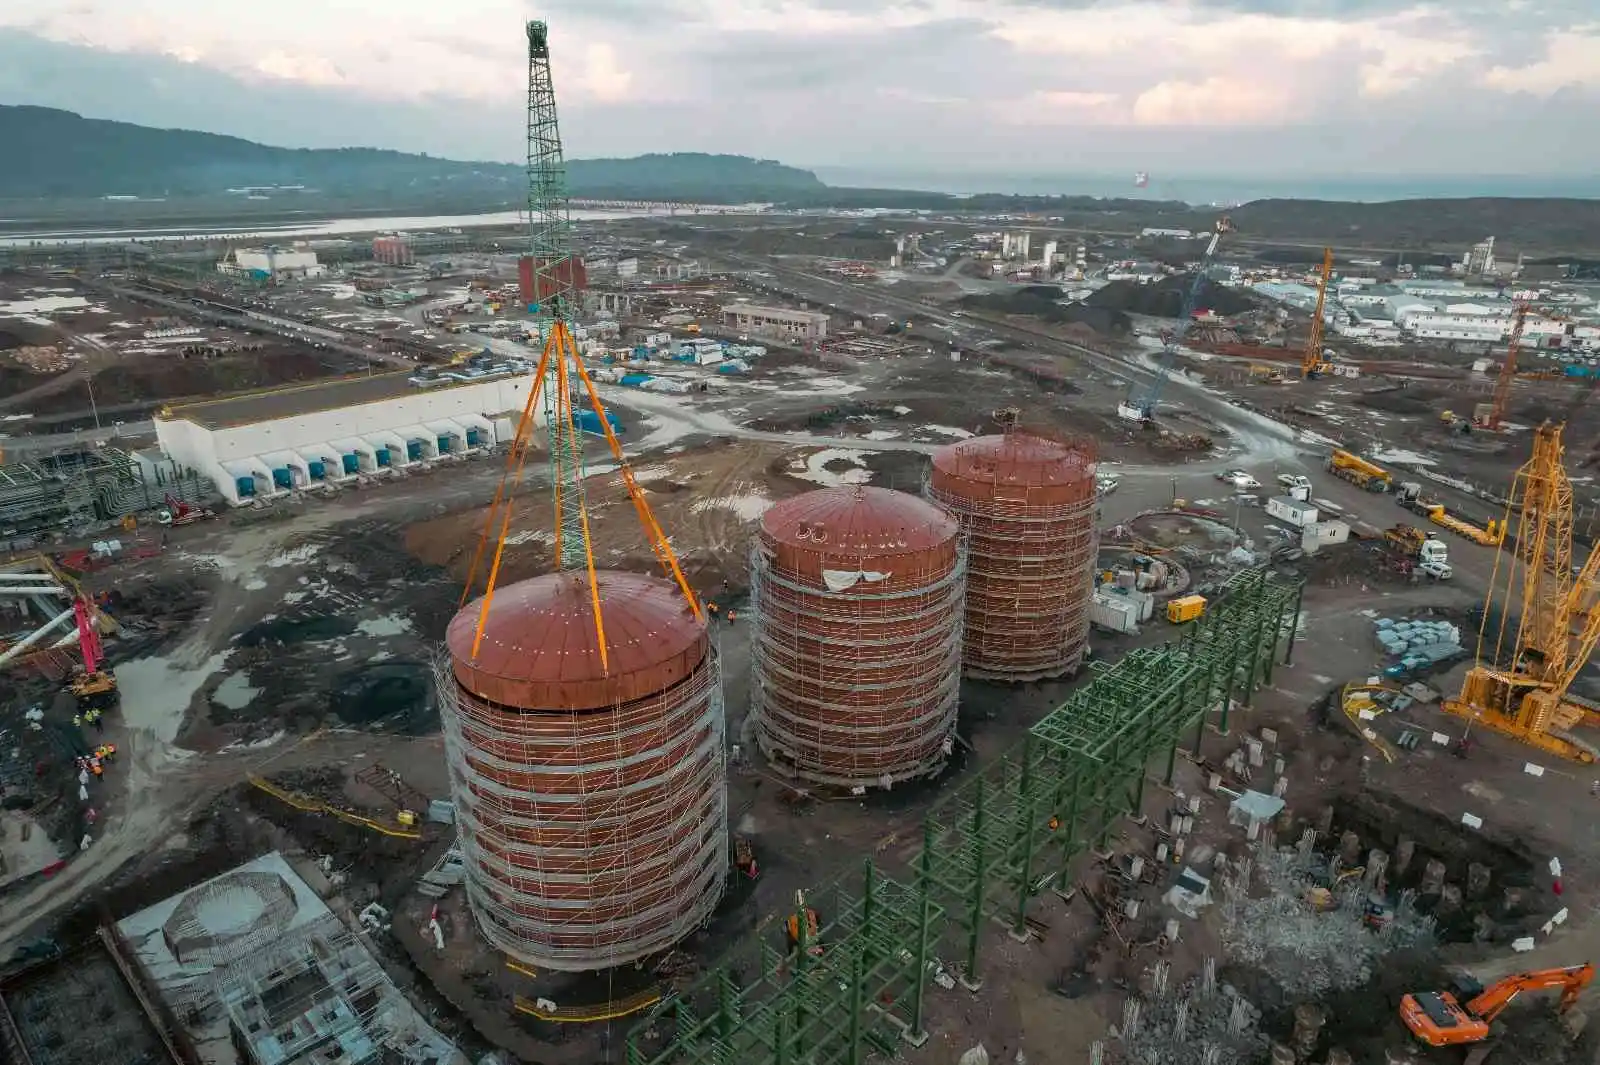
1302 248 1334 378
1446 421 1600 760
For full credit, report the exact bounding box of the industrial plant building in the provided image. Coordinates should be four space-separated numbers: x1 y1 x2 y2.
436 571 728 972
112 851 464 1065
153 361 542 505
216 247 326 281
750 485 966 790
0 445 214 545
721 303 831 342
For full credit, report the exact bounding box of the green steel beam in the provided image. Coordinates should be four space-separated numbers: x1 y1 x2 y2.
626 568 1303 1065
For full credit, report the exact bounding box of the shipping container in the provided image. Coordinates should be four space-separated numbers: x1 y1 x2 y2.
1090 592 1140 635
1266 496 1319 527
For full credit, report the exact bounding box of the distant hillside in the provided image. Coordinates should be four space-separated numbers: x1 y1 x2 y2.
0 106 826 202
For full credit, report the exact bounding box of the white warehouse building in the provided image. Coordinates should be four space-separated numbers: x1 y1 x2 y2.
154 366 544 505
218 247 326 280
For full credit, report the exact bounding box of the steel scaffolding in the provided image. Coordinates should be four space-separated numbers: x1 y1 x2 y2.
749 538 967 789
626 567 1303 1065
0 446 215 538
435 647 729 971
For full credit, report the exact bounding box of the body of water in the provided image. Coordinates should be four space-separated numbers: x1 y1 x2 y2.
811 167 1600 205
0 208 648 248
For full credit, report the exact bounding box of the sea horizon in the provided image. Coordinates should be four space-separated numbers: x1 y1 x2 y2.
810 167 1600 206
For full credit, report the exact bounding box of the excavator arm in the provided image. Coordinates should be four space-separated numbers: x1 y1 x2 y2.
1465 963 1595 1024
1403 964 1594 1047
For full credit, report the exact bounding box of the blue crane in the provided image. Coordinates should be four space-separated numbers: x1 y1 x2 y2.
1119 215 1234 423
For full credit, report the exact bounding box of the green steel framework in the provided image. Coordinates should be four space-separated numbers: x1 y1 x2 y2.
625 567 1303 1065
525 19 589 571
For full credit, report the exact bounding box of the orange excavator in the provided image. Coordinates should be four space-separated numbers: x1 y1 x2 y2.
1400 963 1594 1047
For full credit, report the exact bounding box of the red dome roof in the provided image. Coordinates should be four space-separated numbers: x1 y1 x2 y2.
447 571 706 711
761 486 956 556
932 432 1095 489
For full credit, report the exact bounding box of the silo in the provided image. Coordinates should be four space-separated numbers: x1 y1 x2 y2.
437 570 726 972
928 431 1098 681
751 485 964 789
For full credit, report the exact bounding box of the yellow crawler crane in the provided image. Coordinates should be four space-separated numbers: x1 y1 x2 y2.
1446 422 1600 761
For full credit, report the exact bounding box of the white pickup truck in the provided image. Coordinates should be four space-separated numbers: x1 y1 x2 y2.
1277 474 1312 492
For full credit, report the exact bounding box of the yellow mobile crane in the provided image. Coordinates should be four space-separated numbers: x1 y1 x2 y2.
1445 422 1600 761
1302 248 1334 379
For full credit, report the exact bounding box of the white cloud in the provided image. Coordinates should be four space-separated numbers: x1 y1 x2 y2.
1485 29 1600 94
254 52 347 87
1 0 1597 171
1131 77 1291 127
571 42 635 103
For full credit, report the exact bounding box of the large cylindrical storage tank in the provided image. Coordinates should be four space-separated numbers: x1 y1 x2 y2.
437 571 727 972
751 485 964 789
928 431 1098 681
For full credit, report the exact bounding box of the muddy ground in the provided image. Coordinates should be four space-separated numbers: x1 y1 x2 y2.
0 272 373 429
4 241 1600 1063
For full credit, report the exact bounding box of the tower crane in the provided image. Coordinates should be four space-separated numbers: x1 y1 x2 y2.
1477 301 1531 431
1446 420 1600 760
1118 214 1234 424
459 20 701 665
1301 248 1334 379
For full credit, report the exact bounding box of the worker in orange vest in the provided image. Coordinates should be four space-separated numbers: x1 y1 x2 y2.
706 601 719 620
726 609 737 626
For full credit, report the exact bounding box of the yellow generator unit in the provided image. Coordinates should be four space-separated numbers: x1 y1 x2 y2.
1167 595 1207 624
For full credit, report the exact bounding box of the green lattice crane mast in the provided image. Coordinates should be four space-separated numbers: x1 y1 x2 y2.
525 18 588 572
459 19 702 665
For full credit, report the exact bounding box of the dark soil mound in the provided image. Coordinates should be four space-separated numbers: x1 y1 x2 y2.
1085 275 1256 318
958 290 1131 334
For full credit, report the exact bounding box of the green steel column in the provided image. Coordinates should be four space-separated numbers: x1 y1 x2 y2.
715 970 737 1065
1060 765 1085 877
1097 738 1121 850
965 778 990 985
847 940 866 1065
1219 634 1241 735
626 1037 643 1065
907 821 936 1044
1248 598 1273 687
775 1003 791 1065
1163 733 1180 786
1283 584 1304 665
1013 737 1038 937
1257 599 1277 687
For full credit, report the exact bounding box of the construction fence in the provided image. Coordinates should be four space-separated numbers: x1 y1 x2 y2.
624 566 1304 1065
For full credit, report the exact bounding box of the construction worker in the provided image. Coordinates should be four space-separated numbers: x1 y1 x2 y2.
72 712 81 729
103 742 116 761
706 601 719 621
90 757 103 779
726 608 736 626
785 908 822 957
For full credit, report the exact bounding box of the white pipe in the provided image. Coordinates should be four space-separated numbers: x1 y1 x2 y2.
0 608 76 668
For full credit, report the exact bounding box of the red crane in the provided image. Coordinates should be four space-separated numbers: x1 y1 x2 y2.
1483 302 1531 431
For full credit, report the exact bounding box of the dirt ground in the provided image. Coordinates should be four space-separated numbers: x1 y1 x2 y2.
0 271 375 430
6 238 1600 1064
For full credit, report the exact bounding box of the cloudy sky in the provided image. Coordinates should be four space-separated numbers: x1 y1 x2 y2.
1 0 1598 181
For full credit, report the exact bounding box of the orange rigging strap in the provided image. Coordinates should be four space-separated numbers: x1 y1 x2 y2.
570 354 704 621
463 338 555 659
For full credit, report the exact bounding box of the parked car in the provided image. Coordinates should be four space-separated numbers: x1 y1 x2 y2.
1216 469 1261 491
1096 475 1120 497
1417 560 1454 580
